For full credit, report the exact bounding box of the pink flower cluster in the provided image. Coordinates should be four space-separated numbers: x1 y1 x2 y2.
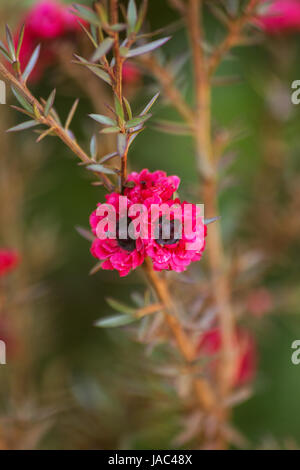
0 249 19 277
90 169 207 277
15 0 84 83
258 0 300 34
197 327 257 387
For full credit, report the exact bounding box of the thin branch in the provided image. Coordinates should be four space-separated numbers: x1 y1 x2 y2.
0 61 114 191
186 0 236 399
208 0 261 76
110 0 128 191
143 257 217 413
139 55 195 127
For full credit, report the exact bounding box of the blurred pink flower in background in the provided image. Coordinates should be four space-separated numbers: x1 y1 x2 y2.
0 249 19 277
25 0 65 39
197 327 257 387
15 0 85 83
122 62 142 85
11 1 142 86
246 288 273 317
258 0 300 34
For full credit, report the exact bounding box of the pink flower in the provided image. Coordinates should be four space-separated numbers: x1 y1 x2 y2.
258 0 300 34
0 250 19 277
145 198 206 273
197 327 257 387
246 288 273 317
90 193 146 277
89 170 207 276
14 1 86 83
124 169 180 204
122 62 141 85
61 6 84 33
25 1 65 39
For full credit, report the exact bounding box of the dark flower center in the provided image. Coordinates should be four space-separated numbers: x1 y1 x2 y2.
116 219 136 252
155 216 181 246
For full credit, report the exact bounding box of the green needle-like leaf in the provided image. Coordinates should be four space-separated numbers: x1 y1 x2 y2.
89 114 116 126
5 25 16 61
94 314 137 328
140 92 160 115
126 37 171 58
86 164 116 175
106 298 136 314
22 44 40 82
90 134 97 159
16 24 25 59
11 86 33 114
125 114 151 129
127 0 138 32
91 37 114 62
44 89 56 117
72 4 101 26
7 120 38 133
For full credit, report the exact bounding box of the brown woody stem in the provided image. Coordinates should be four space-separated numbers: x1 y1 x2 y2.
0 62 114 191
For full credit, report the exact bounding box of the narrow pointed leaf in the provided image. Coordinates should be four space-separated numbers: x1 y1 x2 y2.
22 44 40 82
86 164 116 175
7 120 38 133
125 114 151 128
90 24 98 42
106 298 136 314
78 21 98 48
123 97 132 120
91 37 114 62
75 226 95 242
126 37 171 58
0 42 12 62
110 23 126 32
10 105 33 119
11 86 33 113
152 119 192 136
16 24 25 59
135 0 148 32
99 151 118 164
204 217 221 225
6 25 15 61
65 98 79 130
89 113 116 126
100 126 120 134
89 261 103 275
141 92 160 115
44 89 56 117
114 96 124 121
36 126 55 143
95 314 137 328
88 65 112 84
72 4 101 26
127 0 137 32
74 55 112 84
90 134 97 159
117 133 127 156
